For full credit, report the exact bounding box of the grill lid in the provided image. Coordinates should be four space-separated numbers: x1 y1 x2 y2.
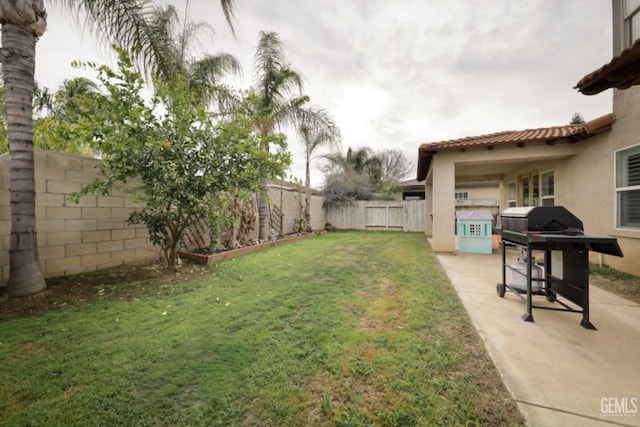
500 206 624 257
501 206 583 233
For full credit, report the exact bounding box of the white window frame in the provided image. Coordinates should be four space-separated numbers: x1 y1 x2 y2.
624 0 640 47
455 191 469 200
521 176 530 206
540 171 554 206
615 144 640 229
507 181 517 208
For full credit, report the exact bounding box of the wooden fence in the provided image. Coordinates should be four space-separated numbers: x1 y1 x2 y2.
326 200 425 232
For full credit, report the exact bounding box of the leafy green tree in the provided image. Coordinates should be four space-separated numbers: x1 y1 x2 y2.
70 51 289 269
0 79 99 156
50 77 100 122
32 77 102 156
246 31 338 240
0 0 235 296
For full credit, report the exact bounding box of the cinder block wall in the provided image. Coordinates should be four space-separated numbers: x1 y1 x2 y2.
0 150 158 285
1 151 330 285
267 186 326 235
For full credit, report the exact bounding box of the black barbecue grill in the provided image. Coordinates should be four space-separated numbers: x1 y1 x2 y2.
497 206 623 329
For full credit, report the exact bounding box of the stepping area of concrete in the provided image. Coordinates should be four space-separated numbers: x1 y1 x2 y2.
437 248 640 427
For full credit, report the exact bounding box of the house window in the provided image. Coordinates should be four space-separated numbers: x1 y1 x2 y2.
522 177 530 206
624 0 640 47
469 223 481 236
455 192 469 200
616 144 640 229
508 181 517 207
541 171 554 206
532 174 540 206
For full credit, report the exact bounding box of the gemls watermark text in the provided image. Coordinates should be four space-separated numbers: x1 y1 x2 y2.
601 397 638 416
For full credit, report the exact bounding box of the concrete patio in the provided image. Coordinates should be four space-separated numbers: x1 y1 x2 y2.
437 248 640 427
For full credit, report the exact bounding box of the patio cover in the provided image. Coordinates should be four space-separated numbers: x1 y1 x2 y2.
575 38 640 95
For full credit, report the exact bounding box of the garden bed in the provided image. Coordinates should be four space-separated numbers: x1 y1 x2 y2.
178 232 323 265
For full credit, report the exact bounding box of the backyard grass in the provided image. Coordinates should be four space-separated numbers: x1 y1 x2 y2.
0 231 523 426
590 263 640 305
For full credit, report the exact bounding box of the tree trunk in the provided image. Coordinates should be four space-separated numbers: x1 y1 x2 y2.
258 186 269 241
258 138 270 241
304 158 311 228
2 22 46 296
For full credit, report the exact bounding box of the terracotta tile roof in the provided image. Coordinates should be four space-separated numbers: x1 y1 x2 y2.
416 113 614 182
575 38 640 95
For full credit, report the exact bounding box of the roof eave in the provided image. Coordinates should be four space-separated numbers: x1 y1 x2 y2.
415 113 614 183
575 39 640 95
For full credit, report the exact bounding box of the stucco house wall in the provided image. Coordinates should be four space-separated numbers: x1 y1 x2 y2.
419 0 640 276
495 117 640 275
603 85 640 272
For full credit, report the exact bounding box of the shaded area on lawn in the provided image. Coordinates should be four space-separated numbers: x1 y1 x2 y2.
0 231 524 426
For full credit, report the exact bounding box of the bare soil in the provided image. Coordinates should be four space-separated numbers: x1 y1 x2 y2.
0 261 208 318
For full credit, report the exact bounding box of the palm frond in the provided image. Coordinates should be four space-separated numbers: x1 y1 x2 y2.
51 0 237 82
189 53 242 84
253 31 305 109
218 0 236 36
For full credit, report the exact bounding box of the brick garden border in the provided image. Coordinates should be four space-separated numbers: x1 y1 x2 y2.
178 232 323 266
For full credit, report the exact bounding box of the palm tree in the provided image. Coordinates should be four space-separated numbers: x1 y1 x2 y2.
0 0 235 297
147 4 241 111
298 117 340 227
50 77 100 122
248 31 339 240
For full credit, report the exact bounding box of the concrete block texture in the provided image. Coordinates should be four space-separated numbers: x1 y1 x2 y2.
47 206 82 220
65 219 98 232
82 230 111 243
81 207 112 219
125 238 149 250
98 196 124 208
97 219 125 231
81 253 111 269
46 256 82 277
98 240 124 253
111 249 137 264
1 151 326 281
47 231 82 246
46 180 82 194
38 219 66 233
45 151 83 171
66 242 98 257
112 228 136 240
66 169 100 184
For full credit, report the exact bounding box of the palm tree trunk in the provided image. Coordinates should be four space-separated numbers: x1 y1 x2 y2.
304 158 311 228
258 138 270 241
258 185 269 241
2 23 46 296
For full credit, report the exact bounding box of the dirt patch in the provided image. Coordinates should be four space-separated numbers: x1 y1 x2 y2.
0 261 210 318
355 277 408 333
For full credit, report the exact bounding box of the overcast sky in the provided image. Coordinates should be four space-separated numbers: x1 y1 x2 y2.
35 0 614 187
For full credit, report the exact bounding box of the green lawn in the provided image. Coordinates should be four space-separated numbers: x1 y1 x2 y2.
0 232 523 426
590 263 640 305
